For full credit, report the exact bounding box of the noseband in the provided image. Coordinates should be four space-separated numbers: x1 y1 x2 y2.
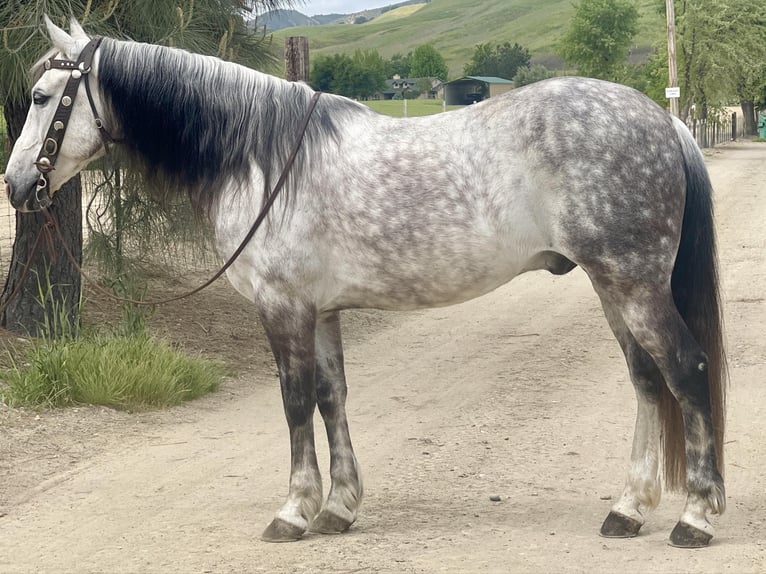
34 37 112 208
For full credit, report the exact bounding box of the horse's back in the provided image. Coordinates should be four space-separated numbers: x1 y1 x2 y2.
229 77 687 312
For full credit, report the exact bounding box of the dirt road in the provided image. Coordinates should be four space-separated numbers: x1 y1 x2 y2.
1 142 765 573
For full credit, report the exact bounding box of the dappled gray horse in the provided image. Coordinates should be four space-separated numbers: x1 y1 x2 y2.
4 18 726 548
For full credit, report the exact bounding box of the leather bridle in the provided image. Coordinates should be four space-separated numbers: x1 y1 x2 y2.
34 37 112 208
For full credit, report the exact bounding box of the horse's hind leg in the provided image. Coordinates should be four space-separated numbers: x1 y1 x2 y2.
258 302 323 542
310 311 363 534
597 298 663 538
603 290 724 546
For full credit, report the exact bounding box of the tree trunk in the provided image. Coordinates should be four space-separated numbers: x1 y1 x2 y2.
1 97 83 337
740 99 757 136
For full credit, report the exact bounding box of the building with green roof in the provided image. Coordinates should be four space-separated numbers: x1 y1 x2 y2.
442 76 514 105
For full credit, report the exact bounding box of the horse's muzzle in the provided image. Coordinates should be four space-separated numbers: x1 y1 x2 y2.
4 175 50 212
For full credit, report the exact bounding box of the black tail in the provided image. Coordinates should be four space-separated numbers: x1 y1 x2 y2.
661 117 727 491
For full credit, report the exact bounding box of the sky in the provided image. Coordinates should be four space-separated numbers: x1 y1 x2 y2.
297 1 391 16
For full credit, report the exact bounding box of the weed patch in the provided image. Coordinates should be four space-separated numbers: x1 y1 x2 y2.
1 334 224 410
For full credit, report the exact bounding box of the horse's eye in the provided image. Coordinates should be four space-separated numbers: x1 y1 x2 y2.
32 92 49 106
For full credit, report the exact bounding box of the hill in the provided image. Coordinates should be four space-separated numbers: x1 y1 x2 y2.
259 0 431 31
258 10 326 30
269 0 665 78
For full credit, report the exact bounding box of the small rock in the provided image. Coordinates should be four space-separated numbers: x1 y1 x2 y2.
489 495 501 502
600 495 613 501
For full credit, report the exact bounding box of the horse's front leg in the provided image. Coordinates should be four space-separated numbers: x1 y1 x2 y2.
310 311 363 534
258 302 323 543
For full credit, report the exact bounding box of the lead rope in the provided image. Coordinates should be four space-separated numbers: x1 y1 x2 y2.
41 90 322 308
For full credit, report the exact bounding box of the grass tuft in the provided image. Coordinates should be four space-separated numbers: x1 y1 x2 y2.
1 333 225 410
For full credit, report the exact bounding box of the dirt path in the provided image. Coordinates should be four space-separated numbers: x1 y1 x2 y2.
1 142 765 573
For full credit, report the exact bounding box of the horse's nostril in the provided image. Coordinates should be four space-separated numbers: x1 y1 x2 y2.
3 177 11 198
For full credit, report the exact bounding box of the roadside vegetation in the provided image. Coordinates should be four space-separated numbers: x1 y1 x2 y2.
0 275 225 410
1 332 224 410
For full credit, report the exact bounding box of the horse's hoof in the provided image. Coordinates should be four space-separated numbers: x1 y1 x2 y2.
261 518 305 543
669 521 713 548
599 511 643 538
310 509 354 534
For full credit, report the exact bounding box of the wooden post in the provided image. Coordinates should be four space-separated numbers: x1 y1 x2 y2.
731 112 737 141
665 0 679 117
285 36 309 82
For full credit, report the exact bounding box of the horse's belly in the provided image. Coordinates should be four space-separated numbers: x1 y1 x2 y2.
323 253 527 312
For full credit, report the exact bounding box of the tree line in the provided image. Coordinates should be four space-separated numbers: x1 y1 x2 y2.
309 40 556 100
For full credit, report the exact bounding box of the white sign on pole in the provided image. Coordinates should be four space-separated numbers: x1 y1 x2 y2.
665 87 681 99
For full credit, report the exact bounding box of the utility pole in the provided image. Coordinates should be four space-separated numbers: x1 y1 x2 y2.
665 0 680 117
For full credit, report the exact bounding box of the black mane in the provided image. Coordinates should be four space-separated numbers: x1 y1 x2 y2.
97 39 356 215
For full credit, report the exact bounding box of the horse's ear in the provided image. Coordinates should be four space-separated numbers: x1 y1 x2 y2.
69 18 89 41
43 15 76 55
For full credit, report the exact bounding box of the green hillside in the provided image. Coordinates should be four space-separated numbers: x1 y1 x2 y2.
271 0 665 78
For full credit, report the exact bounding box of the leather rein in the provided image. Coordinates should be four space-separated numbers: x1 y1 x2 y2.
32 38 322 307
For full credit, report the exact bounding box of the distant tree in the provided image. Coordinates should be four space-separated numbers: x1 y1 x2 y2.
734 62 766 136
352 49 387 99
410 44 448 80
666 0 766 130
464 42 531 80
311 54 343 92
621 46 668 107
386 52 412 78
310 50 386 99
513 64 555 87
310 53 353 95
416 77 434 97
559 0 639 80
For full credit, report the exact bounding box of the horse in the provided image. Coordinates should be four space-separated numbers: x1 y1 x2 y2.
4 17 726 548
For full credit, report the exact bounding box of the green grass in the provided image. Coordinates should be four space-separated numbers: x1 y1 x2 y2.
365 98 461 117
1 333 225 410
271 0 665 78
